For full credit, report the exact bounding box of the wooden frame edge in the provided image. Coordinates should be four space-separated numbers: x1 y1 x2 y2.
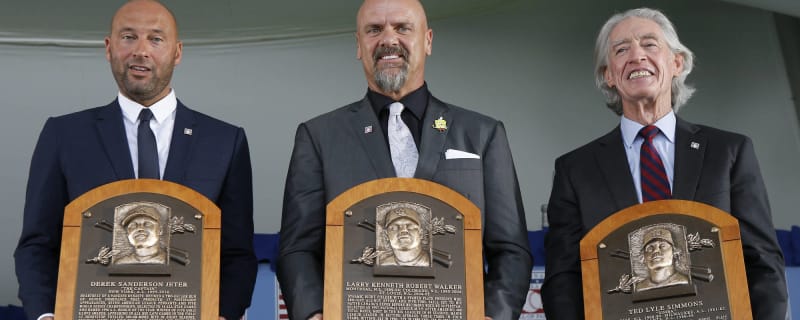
54 228 81 320
56 179 221 319
324 178 484 320
202 228 221 320
580 258 601 320
323 226 344 318
579 199 751 320
326 178 481 230
464 229 485 319
580 200 741 261
722 239 752 319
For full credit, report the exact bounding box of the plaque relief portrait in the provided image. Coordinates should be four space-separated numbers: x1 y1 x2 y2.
348 200 457 278
375 203 433 270
379 207 430 267
628 223 691 293
112 202 170 266
606 219 720 303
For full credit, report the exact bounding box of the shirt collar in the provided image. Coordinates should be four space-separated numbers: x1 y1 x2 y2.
367 82 429 120
119 90 178 124
620 110 676 147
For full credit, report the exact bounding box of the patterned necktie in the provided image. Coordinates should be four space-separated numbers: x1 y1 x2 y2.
639 125 671 201
138 108 160 179
388 102 418 178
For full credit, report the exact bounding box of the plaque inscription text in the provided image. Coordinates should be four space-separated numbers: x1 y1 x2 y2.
344 281 463 319
76 280 197 319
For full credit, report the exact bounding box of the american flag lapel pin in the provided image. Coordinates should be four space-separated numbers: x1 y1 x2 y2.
364 125 373 134
184 128 193 135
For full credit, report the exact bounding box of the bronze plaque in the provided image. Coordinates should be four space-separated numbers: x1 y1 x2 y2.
74 192 203 319
341 191 467 319
597 214 730 319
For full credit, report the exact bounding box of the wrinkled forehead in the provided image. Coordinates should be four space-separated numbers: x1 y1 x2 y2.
608 17 665 45
357 0 427 27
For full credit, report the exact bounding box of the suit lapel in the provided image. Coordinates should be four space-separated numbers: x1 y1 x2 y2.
414 96 450 179
672 118 704 200
349 98 396 178
163 101 197 183
594 127 639 209
96 100 135 179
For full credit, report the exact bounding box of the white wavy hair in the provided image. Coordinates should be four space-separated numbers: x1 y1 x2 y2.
593 8 695 115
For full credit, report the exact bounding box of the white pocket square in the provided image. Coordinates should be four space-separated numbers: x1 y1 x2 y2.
445 149 480 159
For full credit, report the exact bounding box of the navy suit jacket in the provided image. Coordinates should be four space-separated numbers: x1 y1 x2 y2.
277 95 532 320
14 99 257 320
542 117 788 319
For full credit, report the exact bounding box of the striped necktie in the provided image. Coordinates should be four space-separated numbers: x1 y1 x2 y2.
639 125 671 201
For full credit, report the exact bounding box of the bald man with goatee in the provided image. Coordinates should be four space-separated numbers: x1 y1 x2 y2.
277 0 532 319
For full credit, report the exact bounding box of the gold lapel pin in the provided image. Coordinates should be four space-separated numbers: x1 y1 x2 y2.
433 117 447 132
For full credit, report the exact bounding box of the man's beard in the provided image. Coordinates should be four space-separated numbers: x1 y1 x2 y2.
373 46 409 93
111 55 174 105
122 67 173 103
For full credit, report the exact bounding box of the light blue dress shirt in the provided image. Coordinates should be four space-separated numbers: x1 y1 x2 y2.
620 111 676 203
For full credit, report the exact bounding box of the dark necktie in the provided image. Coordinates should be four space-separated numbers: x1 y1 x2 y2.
639 125 671 201
138 108 159 179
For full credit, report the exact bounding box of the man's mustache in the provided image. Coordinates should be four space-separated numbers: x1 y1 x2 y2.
373 46 409 65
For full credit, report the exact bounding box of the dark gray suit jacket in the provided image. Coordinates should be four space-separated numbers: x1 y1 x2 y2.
542 117 788 319
277 95 532 320
14 100 257 320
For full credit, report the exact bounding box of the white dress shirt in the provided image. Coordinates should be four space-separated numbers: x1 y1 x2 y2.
119 90 177 179
620 111 676 203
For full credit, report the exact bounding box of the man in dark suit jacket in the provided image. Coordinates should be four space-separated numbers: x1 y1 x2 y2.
13 1 257 320
277 0 532 319
542 8 788 320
